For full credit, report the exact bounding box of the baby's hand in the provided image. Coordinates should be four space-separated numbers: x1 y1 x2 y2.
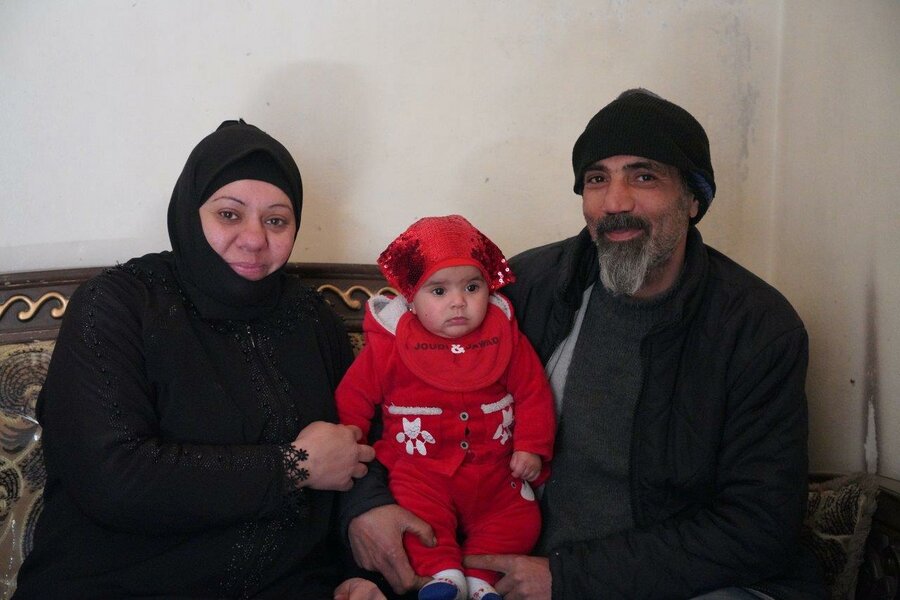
510 450 542 482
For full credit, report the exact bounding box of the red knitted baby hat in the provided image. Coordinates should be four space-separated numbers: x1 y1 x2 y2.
377 215 515 300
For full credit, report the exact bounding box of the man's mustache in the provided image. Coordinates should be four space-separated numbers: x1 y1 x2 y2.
594 214 651 236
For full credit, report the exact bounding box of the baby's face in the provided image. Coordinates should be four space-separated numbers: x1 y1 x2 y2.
410 265 489 338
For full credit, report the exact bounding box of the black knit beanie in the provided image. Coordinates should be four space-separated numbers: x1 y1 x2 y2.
572 89 716 224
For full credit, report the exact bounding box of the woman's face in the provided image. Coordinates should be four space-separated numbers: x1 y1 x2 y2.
199 179 297 281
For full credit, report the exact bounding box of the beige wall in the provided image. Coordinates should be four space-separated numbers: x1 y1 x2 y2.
772 1 900 478
1 1 897 481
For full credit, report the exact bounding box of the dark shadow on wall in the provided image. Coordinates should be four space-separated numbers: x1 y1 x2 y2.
244 62 372 262
447 134 577 257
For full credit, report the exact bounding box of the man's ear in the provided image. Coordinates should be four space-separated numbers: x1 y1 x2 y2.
689 197 700 219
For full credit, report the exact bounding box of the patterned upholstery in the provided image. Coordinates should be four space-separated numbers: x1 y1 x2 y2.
803 474 883 600
348 332 365 357
0 341 52 598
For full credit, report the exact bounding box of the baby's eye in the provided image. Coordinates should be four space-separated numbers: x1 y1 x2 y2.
431 287 445 296
465 283 481 293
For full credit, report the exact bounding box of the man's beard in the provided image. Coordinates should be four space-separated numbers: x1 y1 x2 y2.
593 213 681 296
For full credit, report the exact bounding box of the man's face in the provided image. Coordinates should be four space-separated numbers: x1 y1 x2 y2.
581 155 699 298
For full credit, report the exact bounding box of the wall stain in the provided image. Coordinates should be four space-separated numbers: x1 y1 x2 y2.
863 267 879 473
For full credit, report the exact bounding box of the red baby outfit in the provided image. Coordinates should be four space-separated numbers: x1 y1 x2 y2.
337 293 556 584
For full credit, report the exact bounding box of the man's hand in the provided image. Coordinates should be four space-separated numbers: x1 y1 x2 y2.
464 554 551 600
348 504 434 594
333 577 386 600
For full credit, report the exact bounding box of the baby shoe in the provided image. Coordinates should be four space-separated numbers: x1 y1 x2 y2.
466 576 501 600
419 569 465 600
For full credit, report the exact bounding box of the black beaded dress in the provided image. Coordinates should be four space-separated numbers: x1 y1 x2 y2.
14 122 354 599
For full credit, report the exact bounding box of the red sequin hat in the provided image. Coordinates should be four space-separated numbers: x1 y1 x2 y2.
377 215 515 300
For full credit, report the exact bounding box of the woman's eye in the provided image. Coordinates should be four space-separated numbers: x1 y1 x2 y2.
219 210 237 220
267 217 287 227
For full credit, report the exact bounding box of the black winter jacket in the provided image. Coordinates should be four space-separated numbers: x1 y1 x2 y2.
503 227 826 600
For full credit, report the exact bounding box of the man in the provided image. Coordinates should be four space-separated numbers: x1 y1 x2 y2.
345 89 825 599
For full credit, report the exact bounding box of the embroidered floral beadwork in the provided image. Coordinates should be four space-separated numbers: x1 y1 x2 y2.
280 444 310 490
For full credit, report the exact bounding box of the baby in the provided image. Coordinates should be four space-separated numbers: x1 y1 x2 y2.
337 215 556 600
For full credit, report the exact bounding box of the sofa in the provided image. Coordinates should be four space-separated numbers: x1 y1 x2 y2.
1 264 898 599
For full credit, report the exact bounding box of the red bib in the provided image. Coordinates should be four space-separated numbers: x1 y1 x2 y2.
395 303 513 392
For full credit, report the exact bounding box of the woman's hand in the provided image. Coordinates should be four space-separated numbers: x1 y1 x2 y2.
510 450 542 482
291 422 375 491
348 504 434 594
333 577 386 600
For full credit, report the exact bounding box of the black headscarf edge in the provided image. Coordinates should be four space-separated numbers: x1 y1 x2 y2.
166 120 304 321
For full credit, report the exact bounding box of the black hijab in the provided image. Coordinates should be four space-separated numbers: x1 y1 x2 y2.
167 120 303 321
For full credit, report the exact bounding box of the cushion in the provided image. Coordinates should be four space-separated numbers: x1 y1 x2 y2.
0 340 53 596
348 331 365 357
803 472 880 600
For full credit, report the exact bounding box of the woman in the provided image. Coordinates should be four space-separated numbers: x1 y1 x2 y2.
15 120 383 599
